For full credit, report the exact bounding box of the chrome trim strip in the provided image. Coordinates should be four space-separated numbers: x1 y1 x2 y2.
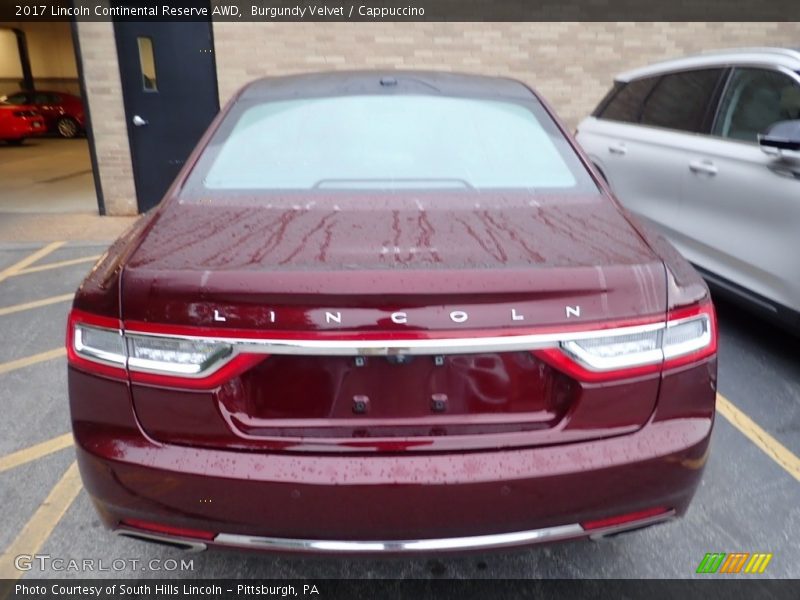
214 523 585 553
118 321 670 379
124 321 666 359
112 312 710 380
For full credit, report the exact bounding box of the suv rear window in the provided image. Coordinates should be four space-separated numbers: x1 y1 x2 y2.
186 94 599 194
640 69 722 133
597 77 658 123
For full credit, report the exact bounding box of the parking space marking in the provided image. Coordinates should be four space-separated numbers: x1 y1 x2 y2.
0 434 73 474
0 294 74 317
0 348 66 376
15 255 101 276
718 393 800 482
0 242 65 284
0 462 82 580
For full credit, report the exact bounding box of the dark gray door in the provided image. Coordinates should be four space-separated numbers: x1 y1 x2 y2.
114 13 219 212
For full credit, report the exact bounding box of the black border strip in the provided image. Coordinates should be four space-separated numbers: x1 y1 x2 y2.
5 0 800 22
1 579 799 600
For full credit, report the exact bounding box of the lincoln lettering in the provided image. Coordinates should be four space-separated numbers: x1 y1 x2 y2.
212 306 583 326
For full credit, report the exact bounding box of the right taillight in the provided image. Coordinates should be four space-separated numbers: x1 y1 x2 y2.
659 301 717 370
537 301 716 382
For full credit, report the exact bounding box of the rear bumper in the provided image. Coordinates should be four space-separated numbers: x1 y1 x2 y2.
70 351 716 555
74 408 711 555
113 509 677 554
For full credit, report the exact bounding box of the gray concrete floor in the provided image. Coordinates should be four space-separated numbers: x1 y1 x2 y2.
0 138 97 214
0 242 797 580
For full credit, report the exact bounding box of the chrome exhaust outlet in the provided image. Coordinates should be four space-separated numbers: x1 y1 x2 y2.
114 529 208 553
588 511 676 542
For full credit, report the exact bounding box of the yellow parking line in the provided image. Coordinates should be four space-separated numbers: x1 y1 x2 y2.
0 462 82 580
15 254 101 276
0 293 74 317
0 433 74 474
0 242 65 284
717 393 800 482
0 348 66 376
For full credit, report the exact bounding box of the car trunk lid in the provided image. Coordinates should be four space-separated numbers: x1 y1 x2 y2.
123 192 667 452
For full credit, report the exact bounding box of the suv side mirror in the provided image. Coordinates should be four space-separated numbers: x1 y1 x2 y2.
758 120 800 160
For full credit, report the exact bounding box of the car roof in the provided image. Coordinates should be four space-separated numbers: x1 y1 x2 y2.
239 70 536 101
617 47 800 82
32 90 79 96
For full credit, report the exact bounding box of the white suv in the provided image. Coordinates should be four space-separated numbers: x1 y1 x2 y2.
577 48 800 328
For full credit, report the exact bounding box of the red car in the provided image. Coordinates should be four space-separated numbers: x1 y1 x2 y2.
0 104 45 145
67 72 717 554
1 90 85 138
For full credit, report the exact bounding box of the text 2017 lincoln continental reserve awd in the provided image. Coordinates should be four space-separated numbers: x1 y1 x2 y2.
67 72 717 554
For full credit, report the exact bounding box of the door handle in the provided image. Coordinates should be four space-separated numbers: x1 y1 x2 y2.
132 115 148 127
608 143 627 156
689 160 717 176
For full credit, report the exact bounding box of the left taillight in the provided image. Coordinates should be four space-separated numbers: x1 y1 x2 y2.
74 322 127 365
126 334 232 375
67 310 127 379
67 310 239 386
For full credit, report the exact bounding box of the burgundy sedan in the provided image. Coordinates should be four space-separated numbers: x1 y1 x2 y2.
1 90 85 138
67 72 717 554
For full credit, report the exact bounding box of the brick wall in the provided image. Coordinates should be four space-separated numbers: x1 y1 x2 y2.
78 21 800 215
75 20 138 216
214 22 800 128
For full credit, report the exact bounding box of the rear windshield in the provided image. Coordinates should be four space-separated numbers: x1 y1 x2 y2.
183 94 598 195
